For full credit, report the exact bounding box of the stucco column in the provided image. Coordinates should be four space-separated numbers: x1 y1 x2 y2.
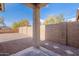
33 5 40 48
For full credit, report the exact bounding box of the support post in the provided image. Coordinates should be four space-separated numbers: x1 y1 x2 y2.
33 5 40 48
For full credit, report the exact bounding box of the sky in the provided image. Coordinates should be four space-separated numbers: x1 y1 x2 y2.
0 3 79 26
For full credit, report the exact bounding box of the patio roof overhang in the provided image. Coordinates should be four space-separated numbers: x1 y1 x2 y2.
25 3 47 8
0 3 4 12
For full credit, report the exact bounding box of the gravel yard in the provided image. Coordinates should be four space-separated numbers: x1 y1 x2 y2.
0 33 28 43
0 33 33 55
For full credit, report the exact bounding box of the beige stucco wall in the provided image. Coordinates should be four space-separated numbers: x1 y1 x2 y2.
18 26 45 41
19 26 28 34
27 27 33 37
19 26 33 38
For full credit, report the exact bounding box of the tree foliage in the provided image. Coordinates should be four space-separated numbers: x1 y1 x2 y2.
12 19 29 29
44 14 64 25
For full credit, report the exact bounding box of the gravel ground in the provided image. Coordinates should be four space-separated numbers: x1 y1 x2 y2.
0 33 28 42
0 33 33 56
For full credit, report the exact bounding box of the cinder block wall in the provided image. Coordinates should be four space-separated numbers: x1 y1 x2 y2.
67 22 79 48
45 22 66 45
45 22 79 48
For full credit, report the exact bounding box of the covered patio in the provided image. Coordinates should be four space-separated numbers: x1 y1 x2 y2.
10 3 60 56
0 3 79 56
0 3 59 56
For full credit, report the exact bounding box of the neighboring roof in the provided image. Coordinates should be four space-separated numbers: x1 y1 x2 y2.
0 26 11 29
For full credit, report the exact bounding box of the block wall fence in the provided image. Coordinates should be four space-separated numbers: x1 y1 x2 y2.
45 22 79 48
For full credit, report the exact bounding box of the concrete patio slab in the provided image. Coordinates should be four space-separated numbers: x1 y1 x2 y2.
41 41 79 56
11 46 60 56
